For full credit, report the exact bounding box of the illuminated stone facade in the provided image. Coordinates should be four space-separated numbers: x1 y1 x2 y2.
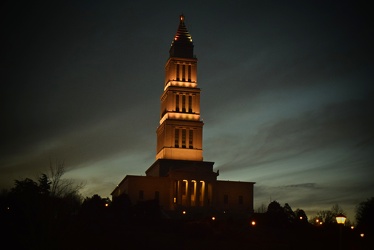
111 15 255 215
156 15 203 161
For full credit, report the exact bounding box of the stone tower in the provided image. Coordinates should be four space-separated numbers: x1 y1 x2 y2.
112 15 255 214
156 15 203 161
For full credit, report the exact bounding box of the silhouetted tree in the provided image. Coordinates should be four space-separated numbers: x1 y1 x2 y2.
318 210 335 224
5 178 51 248
284 203 296 223
80 194 109 216
111 193 132 223
2 162 84 249
267 201 287 227
9 178 42 219
331 204 344 215
0 188 9 211
76 194 113 237
38 174 51 196
12 178 40 195
295 208 308 223
265 201 309 228
48 159 84 198
256 203 267 213
267 200 282 213
356 197 374 233
310 204 346 225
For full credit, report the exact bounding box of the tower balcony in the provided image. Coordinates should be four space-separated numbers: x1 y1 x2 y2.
156 147 203 161
164 80 197 90
160 112 200 125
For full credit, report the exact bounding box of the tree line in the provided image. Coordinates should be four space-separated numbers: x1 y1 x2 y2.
1 162 373 249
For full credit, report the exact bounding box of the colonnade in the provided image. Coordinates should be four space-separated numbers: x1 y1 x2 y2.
173 179 211 207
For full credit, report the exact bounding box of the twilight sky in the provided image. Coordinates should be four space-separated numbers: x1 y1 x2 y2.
2 0 373 221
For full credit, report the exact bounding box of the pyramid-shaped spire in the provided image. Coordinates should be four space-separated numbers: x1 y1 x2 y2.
169 15 194 58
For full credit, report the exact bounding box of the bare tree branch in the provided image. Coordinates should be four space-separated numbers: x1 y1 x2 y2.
48 158 84 198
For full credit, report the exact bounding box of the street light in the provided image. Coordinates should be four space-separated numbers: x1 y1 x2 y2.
336 213 346 225
336 213 346 250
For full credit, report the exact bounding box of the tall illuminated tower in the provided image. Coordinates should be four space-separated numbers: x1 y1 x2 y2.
156 15 203 161
112 15 254 214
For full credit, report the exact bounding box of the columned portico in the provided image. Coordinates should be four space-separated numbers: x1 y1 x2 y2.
172 179 209 207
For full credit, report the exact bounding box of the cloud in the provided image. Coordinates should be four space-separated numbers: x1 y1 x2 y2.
207 97 374 173
282 183 317 189
254 180 374 221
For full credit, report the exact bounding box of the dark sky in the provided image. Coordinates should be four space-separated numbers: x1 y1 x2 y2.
1 0 373 221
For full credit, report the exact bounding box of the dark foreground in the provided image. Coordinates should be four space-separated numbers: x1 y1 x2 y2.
4 214 372 250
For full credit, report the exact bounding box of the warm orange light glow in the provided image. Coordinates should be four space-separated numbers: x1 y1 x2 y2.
251 221 256 226
212 216 216 221
299 216 303 220
360 233 364 238
191 180 197 205
319 222 323 225
182 210 186 215
336 213 346 224
156 147 203 161
105 203 109 207
316 219 319 223
159 112 200 125
173 197 177 203
351 226 354 229
183 180 188 200
164 80 197 90
199 181 205 205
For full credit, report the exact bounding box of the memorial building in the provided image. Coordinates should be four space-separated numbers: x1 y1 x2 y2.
111 15 255 215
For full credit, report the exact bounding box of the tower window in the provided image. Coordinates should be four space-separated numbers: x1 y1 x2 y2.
182 65 185 81
175 129 179 147
189 130 193 149
182 129 186 148
182 95 186 112
176 64 180 80
176 94 179 112
188 65 191 82
188 95 192 113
